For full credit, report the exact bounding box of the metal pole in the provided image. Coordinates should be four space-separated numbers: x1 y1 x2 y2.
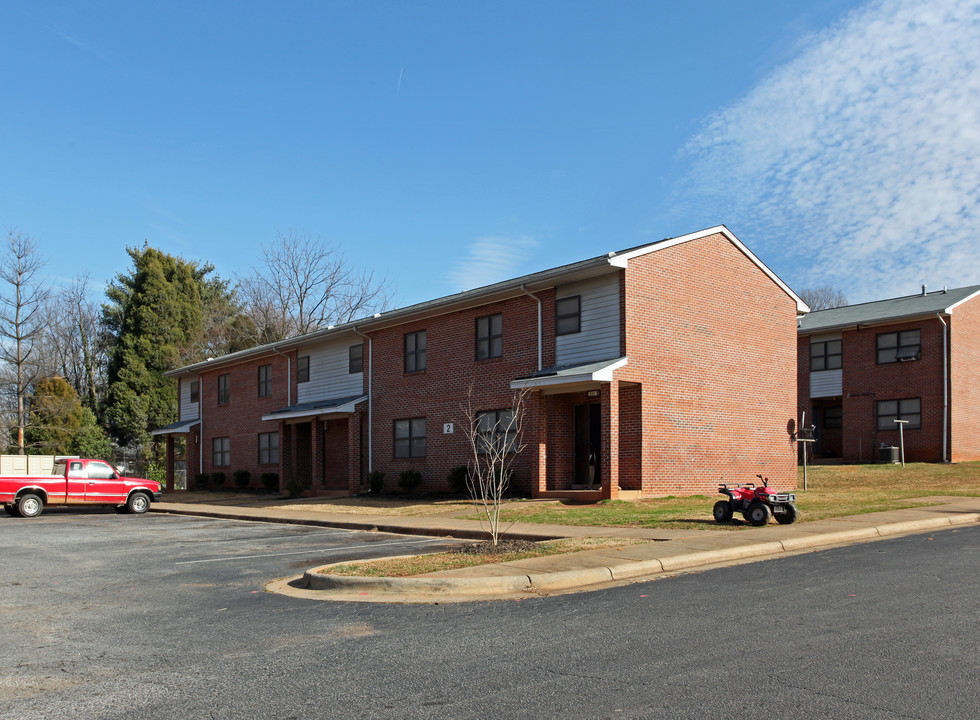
894 419 909 467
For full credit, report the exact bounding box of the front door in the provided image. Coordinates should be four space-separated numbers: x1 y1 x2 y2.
83 461 128 504
574 403 601 489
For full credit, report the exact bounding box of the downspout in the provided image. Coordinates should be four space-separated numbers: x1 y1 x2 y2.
936 313 949 462
271 346 292 407
192 372 204 476
520 284 542 371
353 326 373 473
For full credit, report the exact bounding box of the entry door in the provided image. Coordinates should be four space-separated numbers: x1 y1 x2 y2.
574 403 602 488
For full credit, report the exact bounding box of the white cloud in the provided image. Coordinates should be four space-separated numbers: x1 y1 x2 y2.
448 235 539 291
675 0 980 301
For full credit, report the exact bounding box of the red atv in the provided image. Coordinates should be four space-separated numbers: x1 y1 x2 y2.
713 475 798 526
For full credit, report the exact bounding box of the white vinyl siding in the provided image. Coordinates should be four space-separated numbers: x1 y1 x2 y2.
179 376 199 421
810 369 843 398
297 336 364 403
555 274 621 365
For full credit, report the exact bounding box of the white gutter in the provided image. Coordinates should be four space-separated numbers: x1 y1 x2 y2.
520 284 542 371
271 345 292 406
353 326 373 473
937 313 949 462
192 372 204 475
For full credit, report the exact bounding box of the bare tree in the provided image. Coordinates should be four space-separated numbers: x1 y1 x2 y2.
0 231 51 454
34 275 107 410
237 230 392 344
799 286 848 311
462 386 531 546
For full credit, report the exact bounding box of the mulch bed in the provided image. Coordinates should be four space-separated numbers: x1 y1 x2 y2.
452 539 538 555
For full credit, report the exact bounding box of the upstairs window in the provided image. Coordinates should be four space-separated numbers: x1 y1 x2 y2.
877 398 921 431
217 374 230 405
394 418 426 458
405 331 427 372
476 313 503 360
189 380 199 404
258 364 272 397
297 356 310 383
349 344 363 374
556 296 581 336
877 329 921 364
810 339 842 371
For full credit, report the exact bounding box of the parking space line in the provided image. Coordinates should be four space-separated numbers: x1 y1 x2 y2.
174 537 446 565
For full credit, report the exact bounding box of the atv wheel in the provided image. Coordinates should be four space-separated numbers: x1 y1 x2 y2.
712 501 733 523
745 502 771 527
774 503 798 525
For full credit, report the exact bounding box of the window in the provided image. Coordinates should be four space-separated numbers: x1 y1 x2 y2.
877 329 921 364
349 344 363 374
212 437 230 466
258 432 279 465
394 418 426 458
476 409 518 454
810 340 842 371
404 331 426 372
258 364 272 397
877 398 921 431
217 374 230 405
556 296 581 335
297 355 310 383
189 380 199 404
476 313 503 360
86 461 116 479
823 406 843 429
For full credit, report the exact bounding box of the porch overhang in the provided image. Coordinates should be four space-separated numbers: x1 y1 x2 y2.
262 394 367 423
150 419 200 436
510 357 627 393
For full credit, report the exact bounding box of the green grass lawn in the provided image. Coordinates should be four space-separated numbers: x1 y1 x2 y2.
473 462 980 530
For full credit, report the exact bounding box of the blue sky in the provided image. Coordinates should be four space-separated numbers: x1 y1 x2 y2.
2 0 978 309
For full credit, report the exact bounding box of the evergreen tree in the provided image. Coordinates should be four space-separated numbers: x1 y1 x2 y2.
24 375 109 456
102 245 207 446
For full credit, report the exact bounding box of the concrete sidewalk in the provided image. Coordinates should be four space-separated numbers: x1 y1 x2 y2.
152 496 980 603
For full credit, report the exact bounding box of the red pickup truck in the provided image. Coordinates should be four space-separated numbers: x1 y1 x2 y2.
1 458 163 518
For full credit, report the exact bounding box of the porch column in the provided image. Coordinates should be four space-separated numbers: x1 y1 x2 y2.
602 381 621 500
165 435 175 492
347 410 362 494
311 418 324 491
279 421 292 494
530 391 547 498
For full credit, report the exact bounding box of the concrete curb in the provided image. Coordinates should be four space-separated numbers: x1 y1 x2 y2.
291 512 980 602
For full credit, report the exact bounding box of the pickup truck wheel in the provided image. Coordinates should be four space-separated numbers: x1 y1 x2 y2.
127 492 150 514
17 494 43 518
4 503 21 517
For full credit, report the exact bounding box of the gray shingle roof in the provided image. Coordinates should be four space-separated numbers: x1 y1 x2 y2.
798 285 980 333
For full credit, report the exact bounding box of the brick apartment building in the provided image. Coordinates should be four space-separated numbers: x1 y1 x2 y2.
798 284 980 464
153 226 806 499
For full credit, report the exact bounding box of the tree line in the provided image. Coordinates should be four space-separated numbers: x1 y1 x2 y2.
0 229 390 474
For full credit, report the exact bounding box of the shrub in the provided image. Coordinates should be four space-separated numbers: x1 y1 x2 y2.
398 469 423 494
260 472 280 492
194 473 210 491
233 470 251 490
285 477 305 498
210 472 226 488
447 465 469 495
367 471 385 494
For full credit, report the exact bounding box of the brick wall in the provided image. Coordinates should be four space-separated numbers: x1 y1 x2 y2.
950 295 980 461
366 291 556 493
620 232 800 494
196 352 292 487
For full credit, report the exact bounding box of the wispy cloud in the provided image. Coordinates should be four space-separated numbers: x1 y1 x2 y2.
448 235 538 291
674 0 980 301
